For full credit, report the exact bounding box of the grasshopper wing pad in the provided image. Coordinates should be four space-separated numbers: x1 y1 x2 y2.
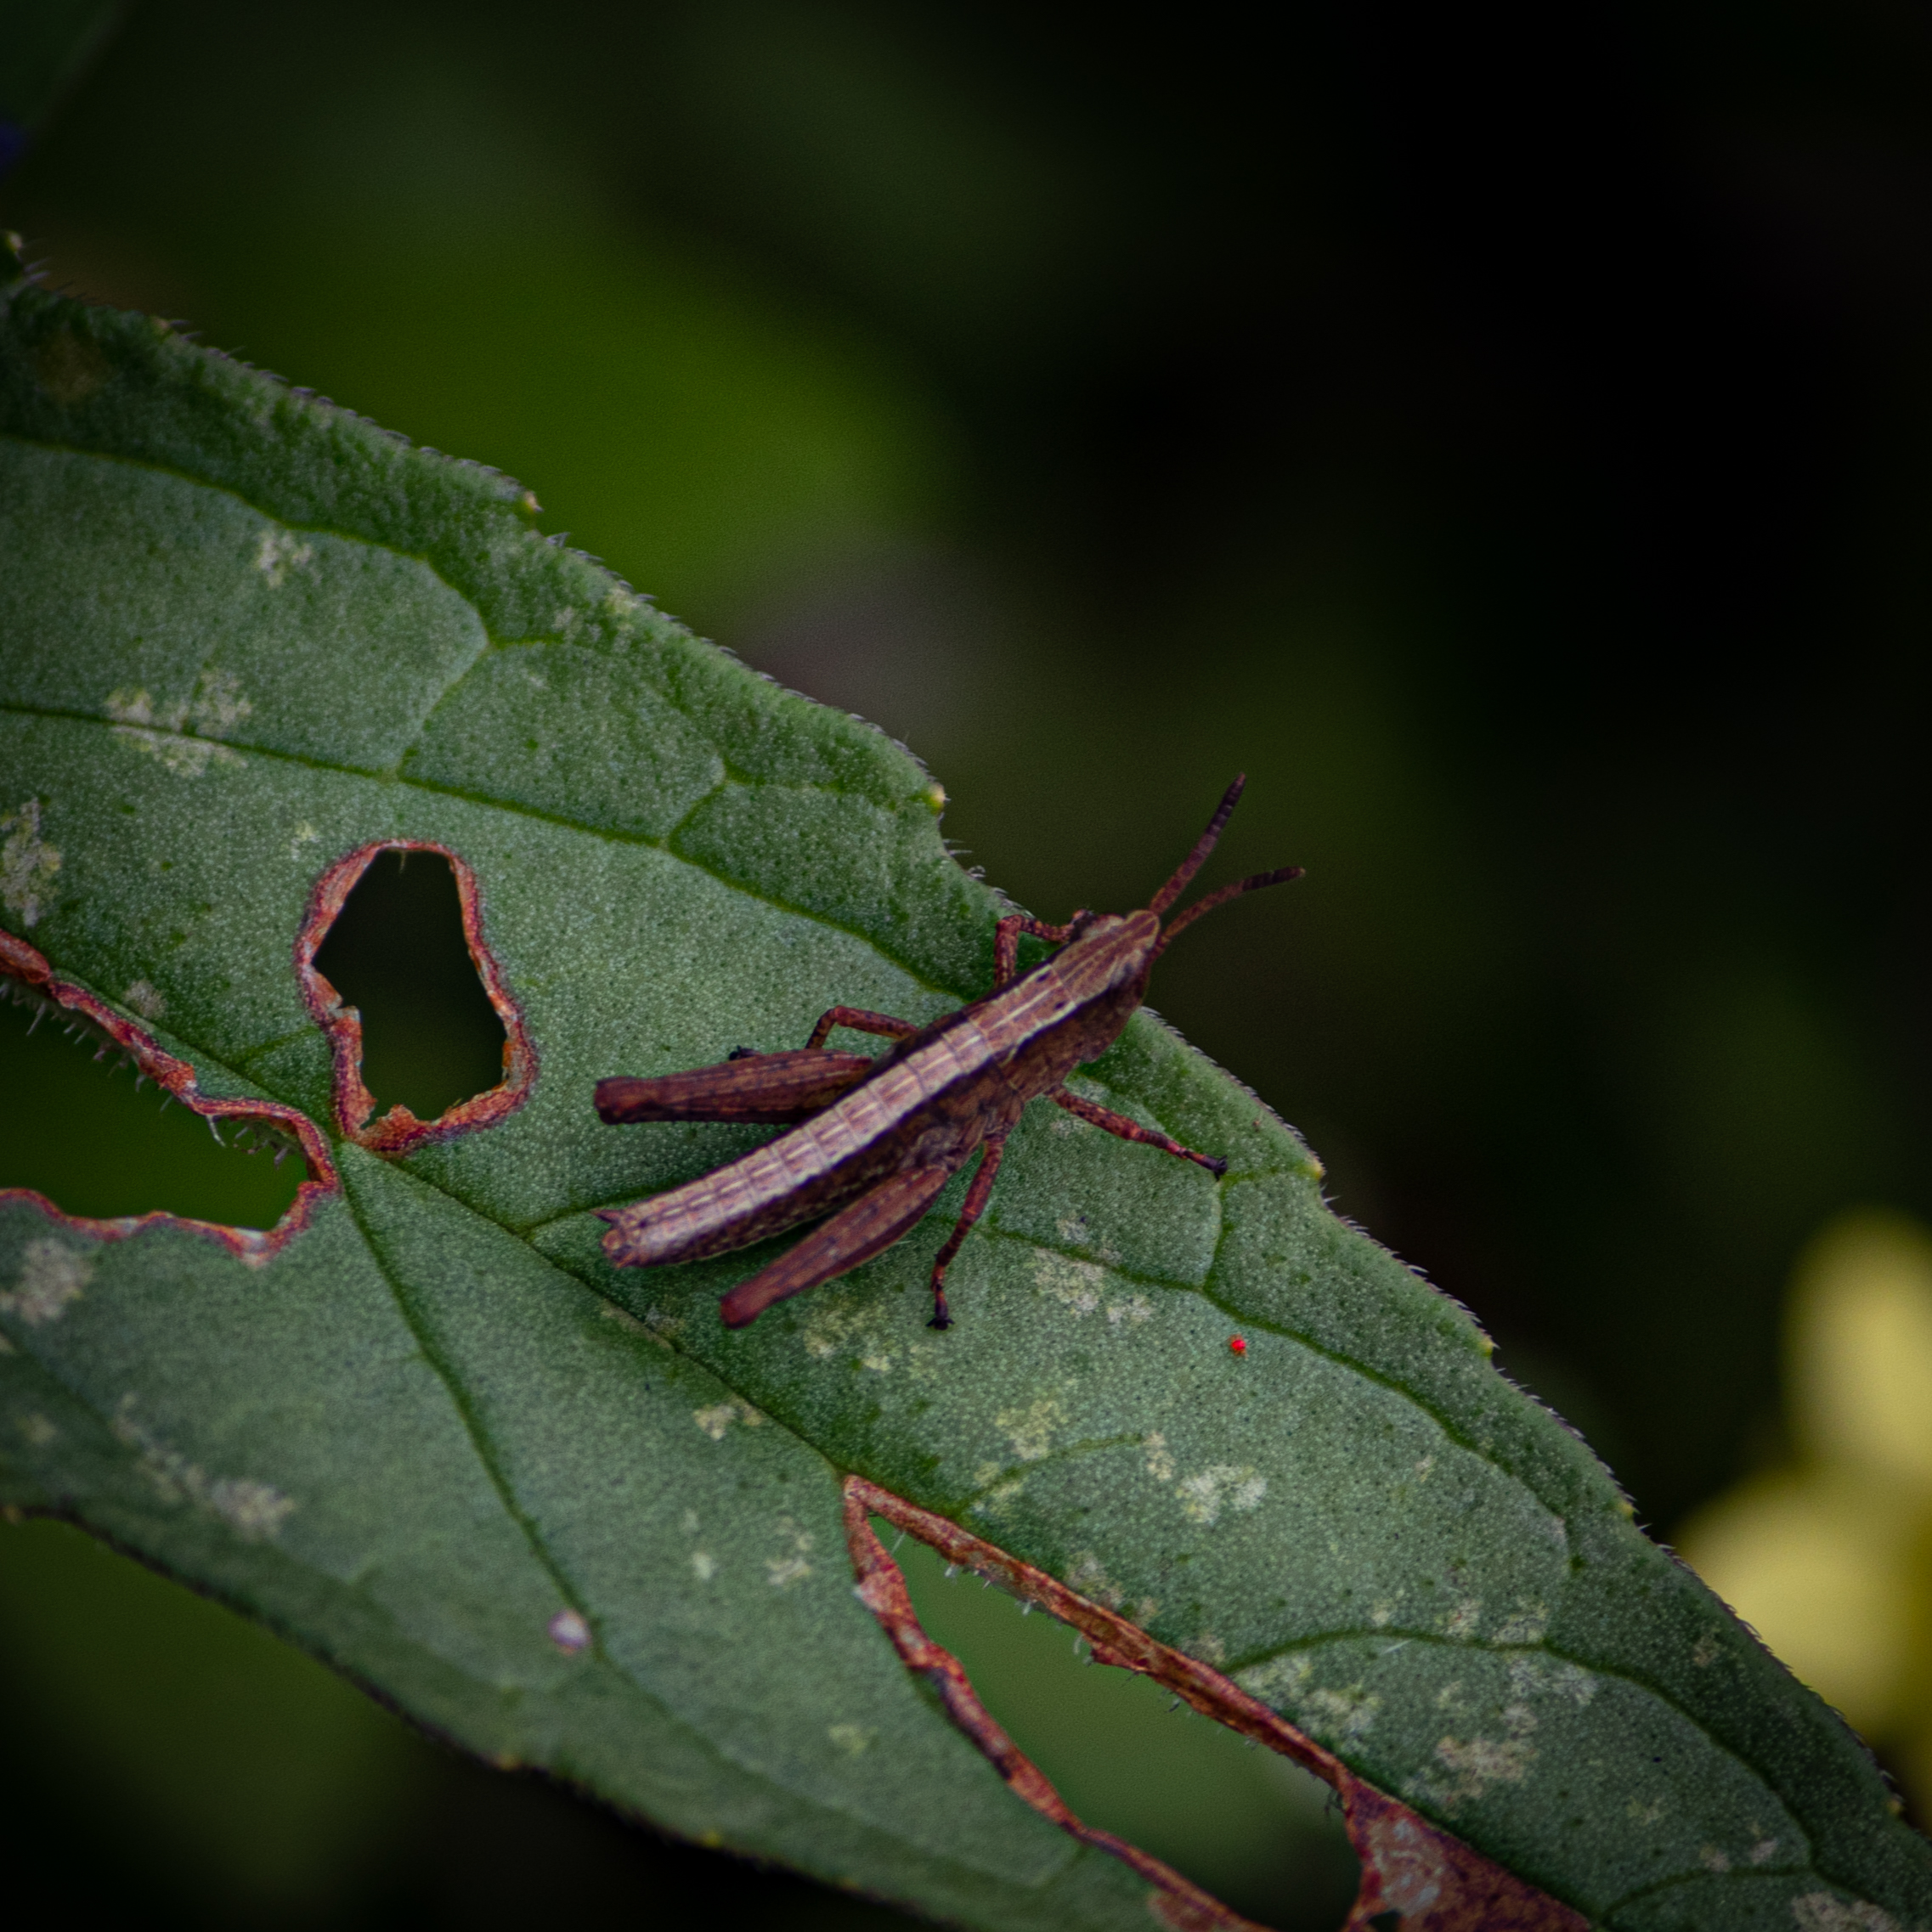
720 1165 953 1328
596 1051 875 1126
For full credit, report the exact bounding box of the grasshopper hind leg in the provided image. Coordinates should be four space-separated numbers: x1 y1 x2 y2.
720 1164 952 1328
1048 1087 1228 1177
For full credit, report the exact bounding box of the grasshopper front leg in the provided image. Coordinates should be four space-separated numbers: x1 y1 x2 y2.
925 1134 1008 1329
993 912 1076 989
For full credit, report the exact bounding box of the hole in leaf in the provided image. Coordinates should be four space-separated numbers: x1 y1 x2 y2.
311 850 507 1125
889 1526 1359 1931
0 988 302 1227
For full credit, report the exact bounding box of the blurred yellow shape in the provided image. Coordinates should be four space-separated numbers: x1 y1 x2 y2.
1677 1470 1914 1734
1787 1210 1932 1490
1676 1206 1932 1751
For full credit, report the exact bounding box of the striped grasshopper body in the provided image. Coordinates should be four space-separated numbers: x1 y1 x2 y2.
596 777 1300 1330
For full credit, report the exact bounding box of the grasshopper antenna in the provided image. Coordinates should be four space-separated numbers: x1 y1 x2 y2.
1150 775 1302 958
1149 774 1248 917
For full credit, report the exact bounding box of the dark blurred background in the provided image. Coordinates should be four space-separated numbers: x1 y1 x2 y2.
3 0 1930 1922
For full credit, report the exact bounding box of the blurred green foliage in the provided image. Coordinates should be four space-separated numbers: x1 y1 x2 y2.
0 991 300 1225
894 1534 1359 1930
0 1516 420 1912
0 0 121 144
6 0 1931 1919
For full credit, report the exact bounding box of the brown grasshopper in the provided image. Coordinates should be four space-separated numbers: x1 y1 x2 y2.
596 776 1301 1330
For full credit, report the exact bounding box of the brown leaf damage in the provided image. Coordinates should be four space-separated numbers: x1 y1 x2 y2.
0 929 337 1263
297 840 535 1155
844 1483 1270 1932
844 1475 1590 1932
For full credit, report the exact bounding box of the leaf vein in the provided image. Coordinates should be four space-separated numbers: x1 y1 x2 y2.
339 1179 593 1624
0 699 967 1000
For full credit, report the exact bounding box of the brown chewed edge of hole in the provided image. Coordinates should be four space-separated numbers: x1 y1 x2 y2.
0 929 337 1265
297 841 534 1156
841 1475 1590 1932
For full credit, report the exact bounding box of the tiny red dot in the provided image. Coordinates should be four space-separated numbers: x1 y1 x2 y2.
1229 1336 1247 1355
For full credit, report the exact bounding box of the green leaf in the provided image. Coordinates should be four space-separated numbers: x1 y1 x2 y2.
2 246 1928 1929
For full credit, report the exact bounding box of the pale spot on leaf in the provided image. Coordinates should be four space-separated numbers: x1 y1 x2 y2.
0 799 59 926
112 1395 294 1541
1494 1600 1551 1645
207 1478 297 1540
970 1477 1025 1518
693 1399 764 1440
691 1551 718 1582
1235 1653 1312 1703
122 979 165 1020
1065 1551 1127 1612
800 1295 884 1362
765 1516 814 1588
1305 1681 1380 1741
106 678 250 775
1410 1691 1539 1811
1791 1896 1901 1932
1425 1731 1536 1807
996 1395 1065 1462
1 1239 91 1325
828 1723 873 1755
1030 1251 1104 1318
190 669 252 733
1175 1463 1266 1526
18 1413 56 1447
254 528 315 586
